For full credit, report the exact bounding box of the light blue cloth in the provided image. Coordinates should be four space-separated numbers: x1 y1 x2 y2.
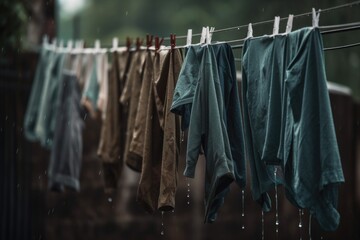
24 47 53 141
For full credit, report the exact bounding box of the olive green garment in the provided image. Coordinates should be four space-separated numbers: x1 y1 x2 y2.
97 50 132 190
137 49 183 213
121 50 147 172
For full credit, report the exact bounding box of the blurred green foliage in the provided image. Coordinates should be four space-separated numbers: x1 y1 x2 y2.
0 0 28 49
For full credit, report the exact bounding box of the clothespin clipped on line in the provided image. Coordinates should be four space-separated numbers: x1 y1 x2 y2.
59 39 64 48
170 34 176 50
95 39 100 49
155 36 164 51
186 29 192 46
272 16 280 35
247 23 253 38
136 37 143 51
200 27 207 44
112 37 118 51
207 26 215 44
67 40 73 49
146 34 153 49
126 37 132 51
285 14 294 33
312 8 321 27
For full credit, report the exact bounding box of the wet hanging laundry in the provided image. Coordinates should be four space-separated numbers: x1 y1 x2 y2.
97 49 132 190
121 50 147 172
47 71 84 191
241 27 345 231
137 48 183 213
171 43 246 223
24 46 53 142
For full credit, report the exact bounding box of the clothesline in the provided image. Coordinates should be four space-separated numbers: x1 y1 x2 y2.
163 0 360 39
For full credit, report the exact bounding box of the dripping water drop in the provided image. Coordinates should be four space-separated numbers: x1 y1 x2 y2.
261 210 265 240
160 211 165 236
241 189 245 229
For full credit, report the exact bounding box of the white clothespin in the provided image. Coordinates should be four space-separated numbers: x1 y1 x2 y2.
200 27 206 44
186 29 192 46
247 23 253 38
272 16 280 35
112 37 118 52
312 8 321 27
59 40 64 48
67 40 73 49
51 38 57 51
285 14 294 33
94 39 101 53
208 26 215 44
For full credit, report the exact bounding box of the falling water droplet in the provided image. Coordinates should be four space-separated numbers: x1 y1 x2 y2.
298 209 303 228
160 211 165 236
309 214 312 240
186 179 191 206
83 113 87 120
181 131 185 142
108 197 112 203
241 189 245 229
261 210 265 240
274 167 279 236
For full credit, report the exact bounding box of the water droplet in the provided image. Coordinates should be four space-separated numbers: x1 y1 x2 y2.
186 179 191 206
83 114 87 120
261 211 265 240
274 167 279 235
181 131 185 142
108 197 112 203
160 211 165 236
298 209 303 228
309 214 312 240
241 189 245 229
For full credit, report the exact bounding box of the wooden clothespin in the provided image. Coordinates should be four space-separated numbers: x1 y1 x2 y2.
170 34 176 50
136 37 143 51
155 36 164 51
146 34 153 49
126 37 132 51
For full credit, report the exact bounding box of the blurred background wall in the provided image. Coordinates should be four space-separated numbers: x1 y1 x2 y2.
0 0 360 239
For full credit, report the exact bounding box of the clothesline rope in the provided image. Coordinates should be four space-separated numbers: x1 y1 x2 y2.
163 0 360 40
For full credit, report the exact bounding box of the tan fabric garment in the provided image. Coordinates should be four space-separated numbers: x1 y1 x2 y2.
128 51 155 164
121 50 147 172
137 49 183 213
97 50 132 190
